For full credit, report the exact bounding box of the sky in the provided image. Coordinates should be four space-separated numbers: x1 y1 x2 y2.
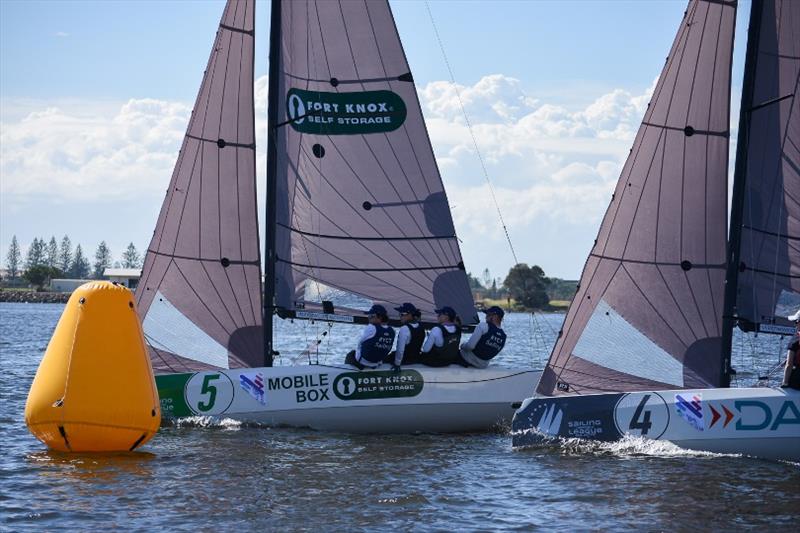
0 0 751 281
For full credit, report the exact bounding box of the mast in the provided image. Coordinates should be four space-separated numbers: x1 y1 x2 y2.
264 0 282 367
720 0 763 388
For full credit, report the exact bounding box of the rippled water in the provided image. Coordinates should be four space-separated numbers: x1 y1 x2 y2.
1 303 798 530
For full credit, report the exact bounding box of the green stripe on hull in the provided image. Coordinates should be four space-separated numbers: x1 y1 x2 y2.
156 373 193 418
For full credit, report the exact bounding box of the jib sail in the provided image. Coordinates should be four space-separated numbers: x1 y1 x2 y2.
137 0 263 373
537 0 737 395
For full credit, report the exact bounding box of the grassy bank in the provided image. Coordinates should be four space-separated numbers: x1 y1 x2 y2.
477 298 570 313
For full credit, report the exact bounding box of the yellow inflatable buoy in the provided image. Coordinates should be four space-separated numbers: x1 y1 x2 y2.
25 281 161 452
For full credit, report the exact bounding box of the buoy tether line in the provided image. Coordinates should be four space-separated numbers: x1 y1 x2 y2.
424 0 519 266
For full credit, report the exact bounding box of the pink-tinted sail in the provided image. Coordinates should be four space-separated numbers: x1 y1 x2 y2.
733 0 800 333
271 0 476 325
538 0 736 396
136 0 263 373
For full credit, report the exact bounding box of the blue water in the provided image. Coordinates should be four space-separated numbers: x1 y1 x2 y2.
1 303 798 530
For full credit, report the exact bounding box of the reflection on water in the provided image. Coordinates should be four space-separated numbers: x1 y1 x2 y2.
1 303 798 530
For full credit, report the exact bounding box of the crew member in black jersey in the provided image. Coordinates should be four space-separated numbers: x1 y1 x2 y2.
782 310 800 389
459 306 507 368
420 306 462 367
384 302 425 371
344 304 395 370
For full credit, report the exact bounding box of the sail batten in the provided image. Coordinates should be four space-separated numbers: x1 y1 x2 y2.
273 0 477 324
137 0 262 374
538 0 736 396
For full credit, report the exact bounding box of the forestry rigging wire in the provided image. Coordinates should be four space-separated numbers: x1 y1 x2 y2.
424 1 519 266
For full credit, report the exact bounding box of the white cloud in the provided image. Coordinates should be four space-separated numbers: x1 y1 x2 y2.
1 101 188 200
420 74 653 235
0 76 270 203
421 74 538 123
1 73 651 277
55 31 69 38
410 74 662 275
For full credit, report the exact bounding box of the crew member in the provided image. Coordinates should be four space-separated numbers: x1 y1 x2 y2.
384 303 425 370
344 304 395 370
782 310 800 389
460 306 507 368
420 306 462 367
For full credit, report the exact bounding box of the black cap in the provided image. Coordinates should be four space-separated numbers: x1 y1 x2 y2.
394 302 419 315
484 305 505 318
365 304 388 316
434 306 456 320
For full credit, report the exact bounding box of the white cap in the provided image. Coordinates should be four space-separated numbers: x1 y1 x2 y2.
788 309 800 322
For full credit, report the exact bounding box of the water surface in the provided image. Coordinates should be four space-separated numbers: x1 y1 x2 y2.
1 303 797 530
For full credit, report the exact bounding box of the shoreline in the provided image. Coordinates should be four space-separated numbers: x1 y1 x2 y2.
0 290 570 312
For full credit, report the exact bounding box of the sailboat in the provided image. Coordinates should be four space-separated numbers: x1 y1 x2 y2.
512 0 800 460
136 0 539 433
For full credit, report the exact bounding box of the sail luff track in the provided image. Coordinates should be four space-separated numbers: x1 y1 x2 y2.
136 0 262 374
537 0 736 396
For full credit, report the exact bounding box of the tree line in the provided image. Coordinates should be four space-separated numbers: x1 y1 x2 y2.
4 236 143 289
468 264 578 311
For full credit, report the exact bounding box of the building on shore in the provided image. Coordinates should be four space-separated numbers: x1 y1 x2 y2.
48 269 141 293
103 268 142 289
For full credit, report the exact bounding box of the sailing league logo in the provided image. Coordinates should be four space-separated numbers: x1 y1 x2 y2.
675 393 703 431
286 88 407 135
239 372 266 405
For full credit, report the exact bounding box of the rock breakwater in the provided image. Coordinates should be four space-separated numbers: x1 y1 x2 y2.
0 290 70 303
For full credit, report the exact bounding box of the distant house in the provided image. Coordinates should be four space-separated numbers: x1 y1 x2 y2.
103 268 142 289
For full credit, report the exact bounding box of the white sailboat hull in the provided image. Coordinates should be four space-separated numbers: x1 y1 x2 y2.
512 387 800 461
157 365 540 433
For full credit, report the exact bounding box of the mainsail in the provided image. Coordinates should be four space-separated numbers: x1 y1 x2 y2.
137 0 263 373
269 0 476 326
729 0 800 335
537 0 736 395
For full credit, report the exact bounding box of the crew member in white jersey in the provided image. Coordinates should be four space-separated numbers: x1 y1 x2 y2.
344 304 395 370
459 306 507 368
420 306 462 367
384 302 425 371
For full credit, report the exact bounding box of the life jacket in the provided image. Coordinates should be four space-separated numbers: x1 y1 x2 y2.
404 322 425 359
472 322 507 361
789 339 800 366
430 324 460 360
360 324 395 364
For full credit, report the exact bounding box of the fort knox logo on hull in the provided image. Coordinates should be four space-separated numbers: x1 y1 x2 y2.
333 370 423 401
286 88 407 135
